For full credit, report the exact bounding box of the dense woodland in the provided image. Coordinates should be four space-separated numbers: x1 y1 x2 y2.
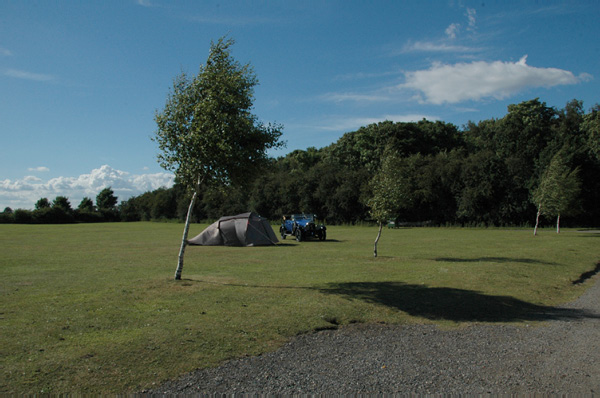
2 98 599 227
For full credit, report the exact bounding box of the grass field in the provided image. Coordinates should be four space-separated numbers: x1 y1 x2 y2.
1 222 599 393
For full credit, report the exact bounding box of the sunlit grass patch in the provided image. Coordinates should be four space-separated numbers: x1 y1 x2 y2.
1 223 598 393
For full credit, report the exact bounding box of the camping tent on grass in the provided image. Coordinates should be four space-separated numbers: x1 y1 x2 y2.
187 212 278 247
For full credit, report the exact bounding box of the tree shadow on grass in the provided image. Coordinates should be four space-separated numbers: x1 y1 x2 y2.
277 239 343 245
320 281 599 323
434 257 560 266
572 262 600 285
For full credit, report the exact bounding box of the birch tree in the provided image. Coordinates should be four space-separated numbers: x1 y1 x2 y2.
367 149 411 257
153 37 284 280
532 151 581 235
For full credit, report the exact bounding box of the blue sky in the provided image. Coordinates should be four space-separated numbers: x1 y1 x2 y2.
1 1 598 210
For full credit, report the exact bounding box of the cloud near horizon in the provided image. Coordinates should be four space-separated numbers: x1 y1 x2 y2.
0 165 174 210
402 55 589 104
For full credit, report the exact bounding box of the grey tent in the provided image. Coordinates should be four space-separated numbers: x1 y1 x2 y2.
187 212 279 247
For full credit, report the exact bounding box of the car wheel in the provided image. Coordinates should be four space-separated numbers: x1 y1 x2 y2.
280 226 286 239
320 230 326 241
295 228 302 242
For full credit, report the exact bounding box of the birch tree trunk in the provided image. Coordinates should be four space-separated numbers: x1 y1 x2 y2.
534 204 542 236
556 214 561 234
174 185 199 280
373 220 383 257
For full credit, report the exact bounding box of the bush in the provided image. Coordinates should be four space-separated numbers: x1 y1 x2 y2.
13 209 33 224
0 211 14 223
75 210 104 223
33 207 74 224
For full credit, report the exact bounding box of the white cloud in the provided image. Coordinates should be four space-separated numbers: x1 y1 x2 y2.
28 166 50 172
136 0 155 6
24 176 42 183
407 6 477 53
0 165 174 210
401 40 478 53
315 114 440 132
445 23 460 39
402 55 585 104
3 68 56 82
187 14 277 26
333 70 401 81
466 8 477 30
0 47 12 56
320 92 391 103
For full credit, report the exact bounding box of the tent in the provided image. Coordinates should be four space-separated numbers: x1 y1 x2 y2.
187 212 279 247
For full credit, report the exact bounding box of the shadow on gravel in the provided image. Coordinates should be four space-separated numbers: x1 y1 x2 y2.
320 281 600 323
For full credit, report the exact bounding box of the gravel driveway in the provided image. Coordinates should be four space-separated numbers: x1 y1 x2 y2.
149 275 600 395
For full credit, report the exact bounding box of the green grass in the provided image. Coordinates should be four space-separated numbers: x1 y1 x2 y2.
1 223 599 393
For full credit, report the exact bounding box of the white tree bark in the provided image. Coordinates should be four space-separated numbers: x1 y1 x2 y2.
556 214 561 234
373 221 383 257
174 185 199 280
534 204 542 236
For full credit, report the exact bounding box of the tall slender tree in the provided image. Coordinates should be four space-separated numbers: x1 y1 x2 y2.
367 148 412 257
153 37 284 280
532 151 581 235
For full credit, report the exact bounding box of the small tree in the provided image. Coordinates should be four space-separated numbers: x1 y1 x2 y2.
153 36 284 280
552 167 581 234
52 196 72 213
96 187 118 211
367 148 411 257
35 198 51 210
78 197 95 213
96 187 119 221
0 207 14 223
532 151 581 235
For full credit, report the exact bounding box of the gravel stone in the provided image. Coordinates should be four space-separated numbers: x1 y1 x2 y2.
147 276 600 395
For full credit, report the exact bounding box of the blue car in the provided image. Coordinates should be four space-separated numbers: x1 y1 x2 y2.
280 214 327 241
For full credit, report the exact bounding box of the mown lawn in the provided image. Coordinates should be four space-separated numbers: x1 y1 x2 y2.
1 223 598 393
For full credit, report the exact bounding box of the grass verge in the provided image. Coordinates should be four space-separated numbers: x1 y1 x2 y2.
1 223 598 393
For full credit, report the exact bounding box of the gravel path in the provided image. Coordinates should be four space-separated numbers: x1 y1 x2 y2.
149 276 600 395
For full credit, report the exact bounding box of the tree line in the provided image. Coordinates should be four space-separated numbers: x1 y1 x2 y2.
1 187 119 224
124 97 600 228
2 98 598 228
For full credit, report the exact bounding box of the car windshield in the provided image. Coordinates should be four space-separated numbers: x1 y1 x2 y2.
292 214 314 221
